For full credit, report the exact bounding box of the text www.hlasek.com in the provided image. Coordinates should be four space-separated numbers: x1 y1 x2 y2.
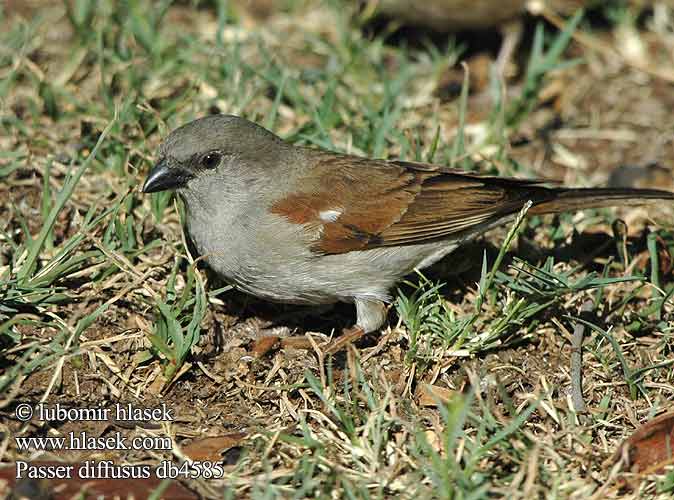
15 432 171 452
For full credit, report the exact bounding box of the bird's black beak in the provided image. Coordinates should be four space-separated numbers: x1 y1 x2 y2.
142 160 194 193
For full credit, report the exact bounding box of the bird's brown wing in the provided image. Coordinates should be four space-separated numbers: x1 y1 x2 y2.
270 153 672 255
377 160 550 247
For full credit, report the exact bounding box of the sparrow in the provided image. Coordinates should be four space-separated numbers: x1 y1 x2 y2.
143 115 673 342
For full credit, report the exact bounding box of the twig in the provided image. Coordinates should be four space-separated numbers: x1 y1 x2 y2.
570 299 594 413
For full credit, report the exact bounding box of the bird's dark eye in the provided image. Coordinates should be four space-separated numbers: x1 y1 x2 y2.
201 151 221 169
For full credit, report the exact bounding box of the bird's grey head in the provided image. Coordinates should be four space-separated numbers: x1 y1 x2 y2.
142 114 286 197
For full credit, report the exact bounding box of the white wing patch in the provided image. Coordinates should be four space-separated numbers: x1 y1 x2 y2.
319 209 342 222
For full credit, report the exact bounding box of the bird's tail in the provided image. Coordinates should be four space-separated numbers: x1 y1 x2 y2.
528 187 674 216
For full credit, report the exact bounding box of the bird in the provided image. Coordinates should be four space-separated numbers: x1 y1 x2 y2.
142 114 673 347
364 0 591 73
367 0 589 32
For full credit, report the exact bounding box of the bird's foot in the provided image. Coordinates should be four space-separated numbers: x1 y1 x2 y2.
325 325 366 354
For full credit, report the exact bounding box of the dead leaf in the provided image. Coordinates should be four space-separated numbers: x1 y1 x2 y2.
417 384 456 407
280 336 315 350
251 336 280 357
612 410 674 475
182 433 247 461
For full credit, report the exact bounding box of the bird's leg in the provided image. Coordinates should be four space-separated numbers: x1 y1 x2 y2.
325 325 365 354
253 300 387 356
355 298 388 334
326 298 387 354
